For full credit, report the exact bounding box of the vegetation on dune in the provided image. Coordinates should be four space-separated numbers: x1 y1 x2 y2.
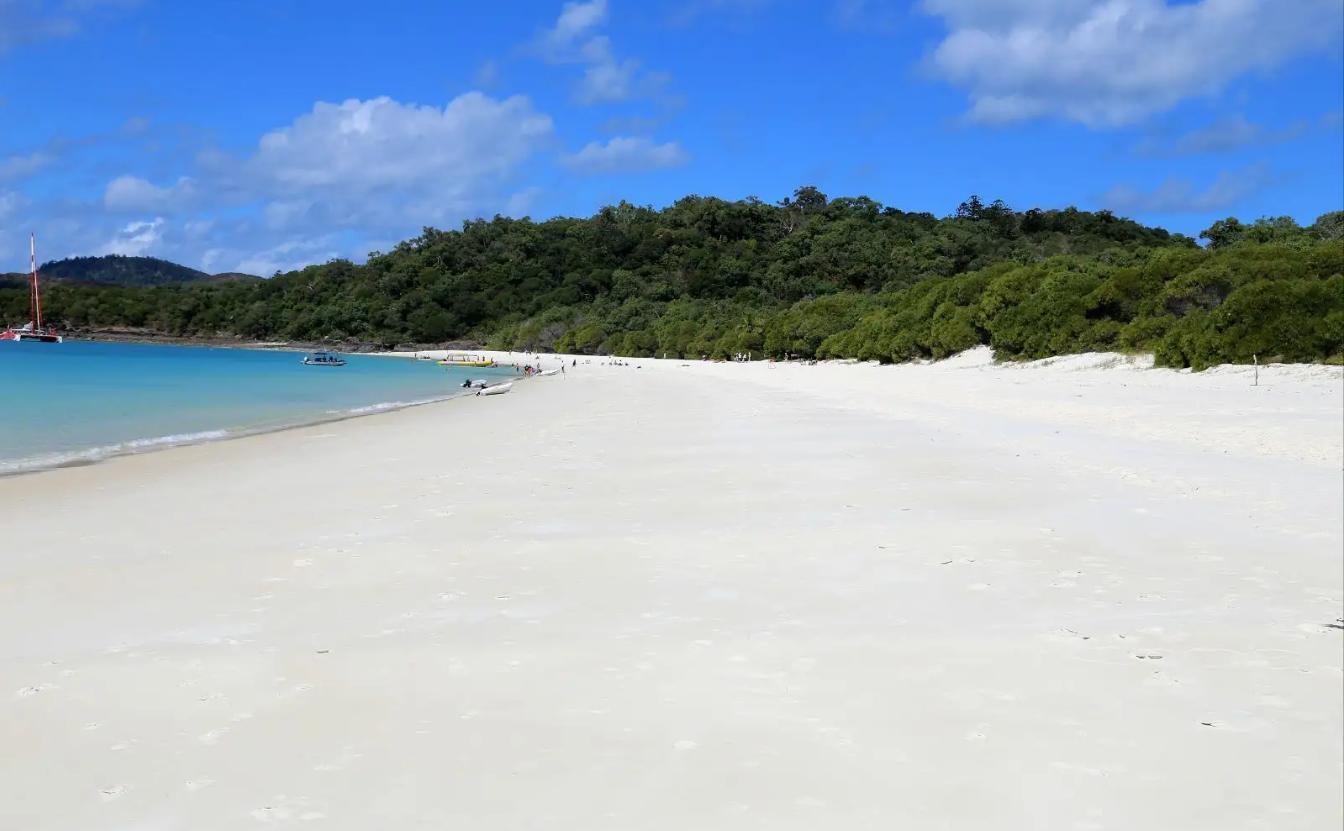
3 190 1341 369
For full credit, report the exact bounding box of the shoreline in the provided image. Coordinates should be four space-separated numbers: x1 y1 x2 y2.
0 380 516 479
5 345 1340 478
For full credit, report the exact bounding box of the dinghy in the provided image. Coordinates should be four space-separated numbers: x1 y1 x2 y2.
477 383 512 396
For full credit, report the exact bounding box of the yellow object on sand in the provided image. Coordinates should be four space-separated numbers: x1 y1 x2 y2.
438 354 496 368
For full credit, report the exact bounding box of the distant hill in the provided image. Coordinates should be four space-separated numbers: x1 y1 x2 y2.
15 255 263 287
37 255 209 286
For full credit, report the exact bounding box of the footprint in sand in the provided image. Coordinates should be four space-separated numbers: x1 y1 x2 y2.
99 785 128 801
15 685 47 697
199 727 228 745
250 796 325 823
185 778 214 792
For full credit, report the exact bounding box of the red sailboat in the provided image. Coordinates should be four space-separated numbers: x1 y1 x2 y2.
2 234 62 343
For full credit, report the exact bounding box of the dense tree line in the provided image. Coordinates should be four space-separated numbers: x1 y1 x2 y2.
3 189 1341 369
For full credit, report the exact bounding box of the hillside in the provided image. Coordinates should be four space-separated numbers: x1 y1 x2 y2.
35 255 210 286
22 255 260 287
3 190 1341 368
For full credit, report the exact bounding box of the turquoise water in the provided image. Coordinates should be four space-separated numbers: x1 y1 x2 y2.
0 341 513 474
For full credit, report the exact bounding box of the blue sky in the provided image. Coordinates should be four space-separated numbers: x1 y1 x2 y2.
1 0 1341 274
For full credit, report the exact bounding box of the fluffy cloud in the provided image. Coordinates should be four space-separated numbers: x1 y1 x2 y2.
29 91 558 275
103 175 197 211
244 93 551 194
1099 164 1277 214
922 0 1344 126
541 0 608 54
562 136 688 174
98 217 165 256
534 0 664 104
228 236 343 278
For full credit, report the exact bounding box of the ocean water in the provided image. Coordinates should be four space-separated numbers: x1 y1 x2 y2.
0 341 513 474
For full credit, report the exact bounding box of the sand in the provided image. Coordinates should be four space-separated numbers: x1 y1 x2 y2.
1 350 1340 829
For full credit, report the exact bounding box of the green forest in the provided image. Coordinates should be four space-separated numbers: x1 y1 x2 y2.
4 190 1342 369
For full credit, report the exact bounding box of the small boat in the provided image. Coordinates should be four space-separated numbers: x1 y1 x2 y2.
537 368 560 377
1 234 62 344
301 351 346 366
477 382 512 396
439 353 496 368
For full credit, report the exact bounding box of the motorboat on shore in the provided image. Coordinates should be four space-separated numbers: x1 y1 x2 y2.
477 382 512 396
301 351 346 366
2 234 62 344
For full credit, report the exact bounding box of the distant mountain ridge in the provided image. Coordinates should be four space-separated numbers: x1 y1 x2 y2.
0 254 261 287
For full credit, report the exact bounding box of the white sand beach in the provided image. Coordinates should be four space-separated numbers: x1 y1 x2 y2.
2 350 1341 829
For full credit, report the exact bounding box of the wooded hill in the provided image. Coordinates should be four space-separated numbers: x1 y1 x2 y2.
0 255 260 288
3 190 1340 369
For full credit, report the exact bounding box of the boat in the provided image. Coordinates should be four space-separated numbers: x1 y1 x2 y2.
477 382 512 396
438 353 496 368
1 234 62 343
301 351 346 366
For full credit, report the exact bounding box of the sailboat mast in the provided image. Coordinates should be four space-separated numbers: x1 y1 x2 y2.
30 233 42 330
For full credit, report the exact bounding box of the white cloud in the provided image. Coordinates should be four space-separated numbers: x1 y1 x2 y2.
103 175 197 211
1099 164 1277 214
245 93 552 194
0 150 55 182
922 0 1344 126
542 0 607 53
99 217 165 256
578 57 640 103
232 236 342 277
533 0 664 104
562 136 688 174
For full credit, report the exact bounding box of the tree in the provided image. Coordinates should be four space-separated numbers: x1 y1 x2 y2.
1199 217 1244 249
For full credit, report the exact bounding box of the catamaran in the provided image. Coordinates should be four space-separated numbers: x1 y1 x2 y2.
1 234 62 343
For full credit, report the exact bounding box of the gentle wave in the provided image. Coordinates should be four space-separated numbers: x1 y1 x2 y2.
0 429 233 475
0 389 475 476
329 395 448 416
